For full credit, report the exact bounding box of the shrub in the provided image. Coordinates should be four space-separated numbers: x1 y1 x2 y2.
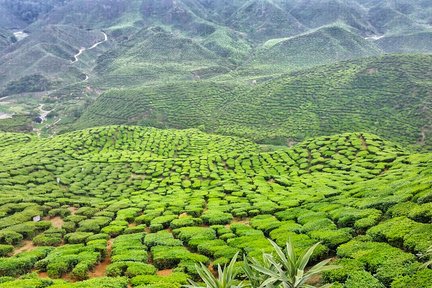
250 215 281 234
308 228 353 249
64 232 93 244
0 244 13 256
151 246 209 269
0 247 53 277
170 217 202 229
101 225 125 237
106 261 157 277
337 240 418 286
201 210 233 225
392 269 432 288
49 276 128 288
131 272 189 287
33 230 63 246
144 231 182 247
0 231 23 245
172 227 216 243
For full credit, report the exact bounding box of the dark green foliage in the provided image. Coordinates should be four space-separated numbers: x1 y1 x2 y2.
0 247 53 277
0 244 13 256
2 75 52 96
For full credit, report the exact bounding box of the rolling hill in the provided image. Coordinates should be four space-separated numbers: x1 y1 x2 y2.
75 54 432 150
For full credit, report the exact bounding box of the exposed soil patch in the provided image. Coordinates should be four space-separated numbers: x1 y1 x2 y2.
226 217 250 228
208 263 217 276
128 223 137 228
38 272 49 278
68 207 78 215
13 240 36 255
157 269 173 277
305 273 322 286
89 239 113 278
359 134 368 150
46 216 64 228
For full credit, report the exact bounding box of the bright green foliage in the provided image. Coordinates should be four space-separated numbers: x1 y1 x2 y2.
131 272 189 287
111 233 147 263
185 252 243 288
0 244 13 256
0 127 430 287
151 245 209 269
250 239 339 288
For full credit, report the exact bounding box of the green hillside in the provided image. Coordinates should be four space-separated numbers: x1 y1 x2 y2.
76 55 432 150
0 25 108 91
244 25 382 74
0 27 15 51
0 126 431 287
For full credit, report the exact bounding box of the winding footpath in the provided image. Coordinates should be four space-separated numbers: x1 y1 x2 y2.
71 31 108 64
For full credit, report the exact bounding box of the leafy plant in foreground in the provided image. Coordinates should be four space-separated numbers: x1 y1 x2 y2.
423 245 432 268
184 251 243 288
250 240 339 288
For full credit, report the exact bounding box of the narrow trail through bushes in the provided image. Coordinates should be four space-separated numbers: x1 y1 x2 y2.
13 240 36 256
89 239 113 278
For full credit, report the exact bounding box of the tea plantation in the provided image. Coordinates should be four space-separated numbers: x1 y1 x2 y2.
75 55 432 150
0 125 430 287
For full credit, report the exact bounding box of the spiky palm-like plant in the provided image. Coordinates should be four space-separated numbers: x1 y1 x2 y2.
184 252 244 288
423 246 432 268
250 240 339 288
243 254 275 288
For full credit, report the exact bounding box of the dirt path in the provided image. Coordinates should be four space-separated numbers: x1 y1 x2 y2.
89 239 113 278
419 127 428 145
38 104 52 123
157 269 173 276
68 207 78 215
46 216 64 228
13 240 36 256
359 134 368 150
71 31 108 64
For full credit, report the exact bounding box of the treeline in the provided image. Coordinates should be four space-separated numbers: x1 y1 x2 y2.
1 0 69 23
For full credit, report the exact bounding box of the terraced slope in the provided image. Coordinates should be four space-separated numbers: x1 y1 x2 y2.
76 55 432 149
244 25 382 74
0 126 431 287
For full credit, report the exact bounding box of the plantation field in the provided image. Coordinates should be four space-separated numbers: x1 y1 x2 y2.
76 55 432 150
0 125 431 287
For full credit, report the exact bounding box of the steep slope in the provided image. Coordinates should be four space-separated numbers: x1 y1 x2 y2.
0 28 15 51
245 25 382 74
77 55 432 149
228 0 306 40
94 26 228 88
0 25 107 93
376 31 432 53
0 126 431 286
290 0 376 34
